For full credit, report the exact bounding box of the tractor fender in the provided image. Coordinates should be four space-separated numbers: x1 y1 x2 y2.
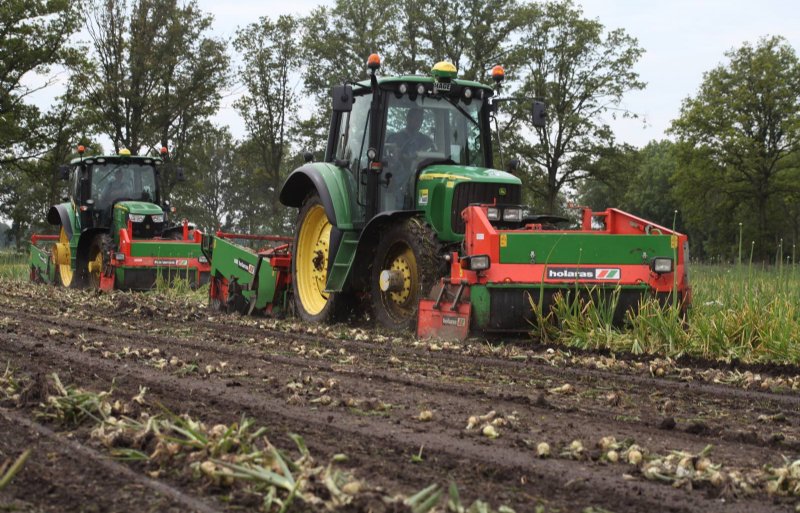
47 203 76 238
279 163 354 230
346 210 423 291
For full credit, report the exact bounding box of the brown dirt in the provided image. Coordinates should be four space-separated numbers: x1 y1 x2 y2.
1 283 799 512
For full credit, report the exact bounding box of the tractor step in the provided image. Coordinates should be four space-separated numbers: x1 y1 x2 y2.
324 231 359 293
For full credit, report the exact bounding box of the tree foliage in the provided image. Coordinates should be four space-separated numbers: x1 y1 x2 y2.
671 36 800 260
233 15 301 224
81 0 229 160
0 0 80 162
506 0 644 213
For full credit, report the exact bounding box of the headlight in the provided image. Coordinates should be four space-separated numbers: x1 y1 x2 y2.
150 214 164 223
461 254 490 271
198 255 208 264
128 214 145 223
503 208 523 222
486 207 500 221
650 257 673 274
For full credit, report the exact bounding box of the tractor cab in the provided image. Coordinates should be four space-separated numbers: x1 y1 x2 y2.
326 60 500 225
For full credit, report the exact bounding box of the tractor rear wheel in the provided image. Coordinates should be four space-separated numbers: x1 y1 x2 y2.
292 193 341 322
87 233 113 289
370 218 442 331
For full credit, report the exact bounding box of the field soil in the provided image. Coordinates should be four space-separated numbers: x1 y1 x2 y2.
1 283 799 512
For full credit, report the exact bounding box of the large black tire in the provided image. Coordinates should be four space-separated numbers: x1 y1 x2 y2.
87 233 113 289
291 193 343 323
370 218 443 332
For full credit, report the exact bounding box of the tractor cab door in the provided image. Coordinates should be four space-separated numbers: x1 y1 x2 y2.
332 91 372 227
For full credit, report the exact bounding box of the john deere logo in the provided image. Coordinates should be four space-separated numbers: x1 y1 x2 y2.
498 187 507 196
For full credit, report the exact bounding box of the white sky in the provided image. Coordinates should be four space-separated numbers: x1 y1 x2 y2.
24 0 800 149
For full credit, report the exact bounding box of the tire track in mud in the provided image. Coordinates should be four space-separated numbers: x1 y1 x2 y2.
6 305 800 458
2 315 796 513
1 330 784 513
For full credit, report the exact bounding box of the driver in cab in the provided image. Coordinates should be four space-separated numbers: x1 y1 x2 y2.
102 171 133 206
384 107 434 209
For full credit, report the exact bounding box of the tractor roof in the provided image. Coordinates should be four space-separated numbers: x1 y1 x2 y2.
69 154 164 166
358 75 495 92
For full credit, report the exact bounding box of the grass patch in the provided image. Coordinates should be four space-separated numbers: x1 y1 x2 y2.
0 251 28 281
531 264 800 365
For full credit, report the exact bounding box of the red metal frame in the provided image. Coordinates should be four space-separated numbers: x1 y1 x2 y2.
455 205 691 300
30 234 59 245
113 223 211 288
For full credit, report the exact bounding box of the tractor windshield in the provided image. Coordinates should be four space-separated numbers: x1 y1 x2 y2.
382 93 485 210
91 162 158 210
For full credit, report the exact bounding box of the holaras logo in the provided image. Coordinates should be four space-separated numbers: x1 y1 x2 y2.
546 267 621 281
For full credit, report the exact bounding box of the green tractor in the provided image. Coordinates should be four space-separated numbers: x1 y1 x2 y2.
206 56 689 337
30 147 210 290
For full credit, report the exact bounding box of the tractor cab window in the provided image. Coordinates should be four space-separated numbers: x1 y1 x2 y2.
382 92 484 210
91 162 158 210
335 92 371 221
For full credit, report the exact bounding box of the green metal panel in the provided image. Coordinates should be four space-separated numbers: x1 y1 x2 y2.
470 285 491 328
325 231 360 292
255 259 279 309
209 237 259 285
416 164 521 242
208 236 283 309
129 241 204 258
499 233 675 265
29 244 55 283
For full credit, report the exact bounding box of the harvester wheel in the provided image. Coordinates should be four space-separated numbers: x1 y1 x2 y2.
53 227 79 288
292 193 341 322
370 218 442 331
87 233 113 289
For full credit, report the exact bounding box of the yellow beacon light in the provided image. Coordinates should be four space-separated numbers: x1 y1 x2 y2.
119 148 132 156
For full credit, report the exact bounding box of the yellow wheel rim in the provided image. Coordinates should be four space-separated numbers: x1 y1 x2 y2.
88 248 103 286
382 243 418 316
387 248 415 305
296 204 331 315
56 228 73 287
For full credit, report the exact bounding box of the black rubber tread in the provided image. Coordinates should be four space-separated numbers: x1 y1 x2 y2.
370 217 444 332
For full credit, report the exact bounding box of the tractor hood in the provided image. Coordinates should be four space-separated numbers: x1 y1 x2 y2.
418 164 522 187
114 201 164 216
416 164 524 242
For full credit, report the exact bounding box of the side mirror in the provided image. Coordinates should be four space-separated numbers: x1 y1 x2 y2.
531 101 546 128
332 84 353 113
303 151 314 163
176 167 186 182
506 158 519 174
58 165 70 181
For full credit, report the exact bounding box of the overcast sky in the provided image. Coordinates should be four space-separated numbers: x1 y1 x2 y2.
195 0 800 148
27 0 800 149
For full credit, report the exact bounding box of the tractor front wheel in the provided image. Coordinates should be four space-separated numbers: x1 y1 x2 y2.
370 218 441 331
292 193 340 322
87 233 113 290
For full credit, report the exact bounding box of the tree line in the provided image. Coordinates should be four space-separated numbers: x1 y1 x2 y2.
1 0 799 261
